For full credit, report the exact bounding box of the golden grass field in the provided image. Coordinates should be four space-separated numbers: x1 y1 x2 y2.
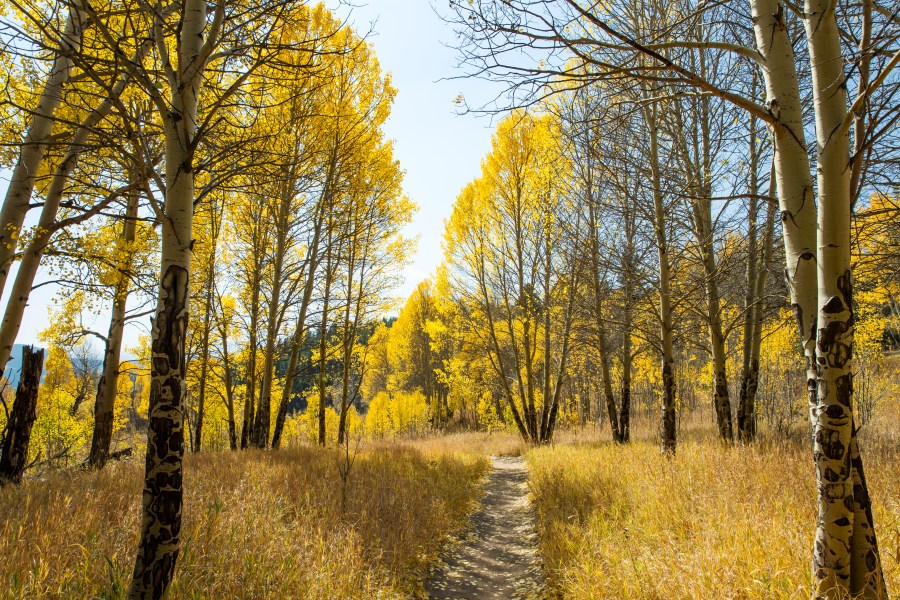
0 445 489 599
526 425 900 599
0 416 897 599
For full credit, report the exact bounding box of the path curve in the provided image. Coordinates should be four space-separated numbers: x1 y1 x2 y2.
426 456 545 599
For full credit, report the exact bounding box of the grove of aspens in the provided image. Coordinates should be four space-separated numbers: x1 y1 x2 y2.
0 0 897 598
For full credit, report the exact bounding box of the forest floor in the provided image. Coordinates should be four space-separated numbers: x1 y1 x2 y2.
425 456 545 600
0 420 897 598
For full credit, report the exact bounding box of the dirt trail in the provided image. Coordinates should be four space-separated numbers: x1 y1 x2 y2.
425 456 546 600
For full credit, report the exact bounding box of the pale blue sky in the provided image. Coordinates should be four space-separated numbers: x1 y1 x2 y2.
8 1 500 348
345 1 497 299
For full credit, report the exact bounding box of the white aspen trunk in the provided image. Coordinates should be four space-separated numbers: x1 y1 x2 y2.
804 0 884 595
848 0 872 206
128 120 193 600
0 52 144 370
749 0 886 595
89 189 139 469
128 0 205 593
0 0 87 296
749 0 819 432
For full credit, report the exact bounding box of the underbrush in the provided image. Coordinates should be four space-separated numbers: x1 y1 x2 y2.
527 429 900 599
0 444 489 599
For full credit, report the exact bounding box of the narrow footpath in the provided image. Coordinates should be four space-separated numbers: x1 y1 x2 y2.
425 456 546 600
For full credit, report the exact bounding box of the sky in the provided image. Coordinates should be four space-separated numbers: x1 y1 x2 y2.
343 1 499 298
6 1 502 349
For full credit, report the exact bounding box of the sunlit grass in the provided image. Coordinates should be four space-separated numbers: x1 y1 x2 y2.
526 423 900 599
0 444 489 599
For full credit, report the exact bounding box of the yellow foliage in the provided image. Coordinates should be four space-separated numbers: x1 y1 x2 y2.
299 392 340 443
30 346 91 465
365 391 430 438
476 391 504 433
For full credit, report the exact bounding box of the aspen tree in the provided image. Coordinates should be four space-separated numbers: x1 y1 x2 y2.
556 90 623 442
445 112 578 444
126 0 206 587
88 189 140 468
0 41 152 372
450 0 896 590
0 0 88 295
643 98 677 455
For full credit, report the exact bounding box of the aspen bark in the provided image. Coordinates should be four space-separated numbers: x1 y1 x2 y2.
128 0 205 592
0 0 87 296
0 54 146 370
804 0 885 594
749 0 818 431
89 190 139 469
749 0 886 594
0 346 44 484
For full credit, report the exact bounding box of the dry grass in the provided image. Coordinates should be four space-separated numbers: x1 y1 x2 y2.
3 416 898 599
407 431 527 457
526 424 900 599
0 444 489 599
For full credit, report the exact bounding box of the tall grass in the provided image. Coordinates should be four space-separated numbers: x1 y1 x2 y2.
0 445 489 599
527 426 900 599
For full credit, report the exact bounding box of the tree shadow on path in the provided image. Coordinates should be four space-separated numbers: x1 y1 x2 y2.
426 456 546 599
